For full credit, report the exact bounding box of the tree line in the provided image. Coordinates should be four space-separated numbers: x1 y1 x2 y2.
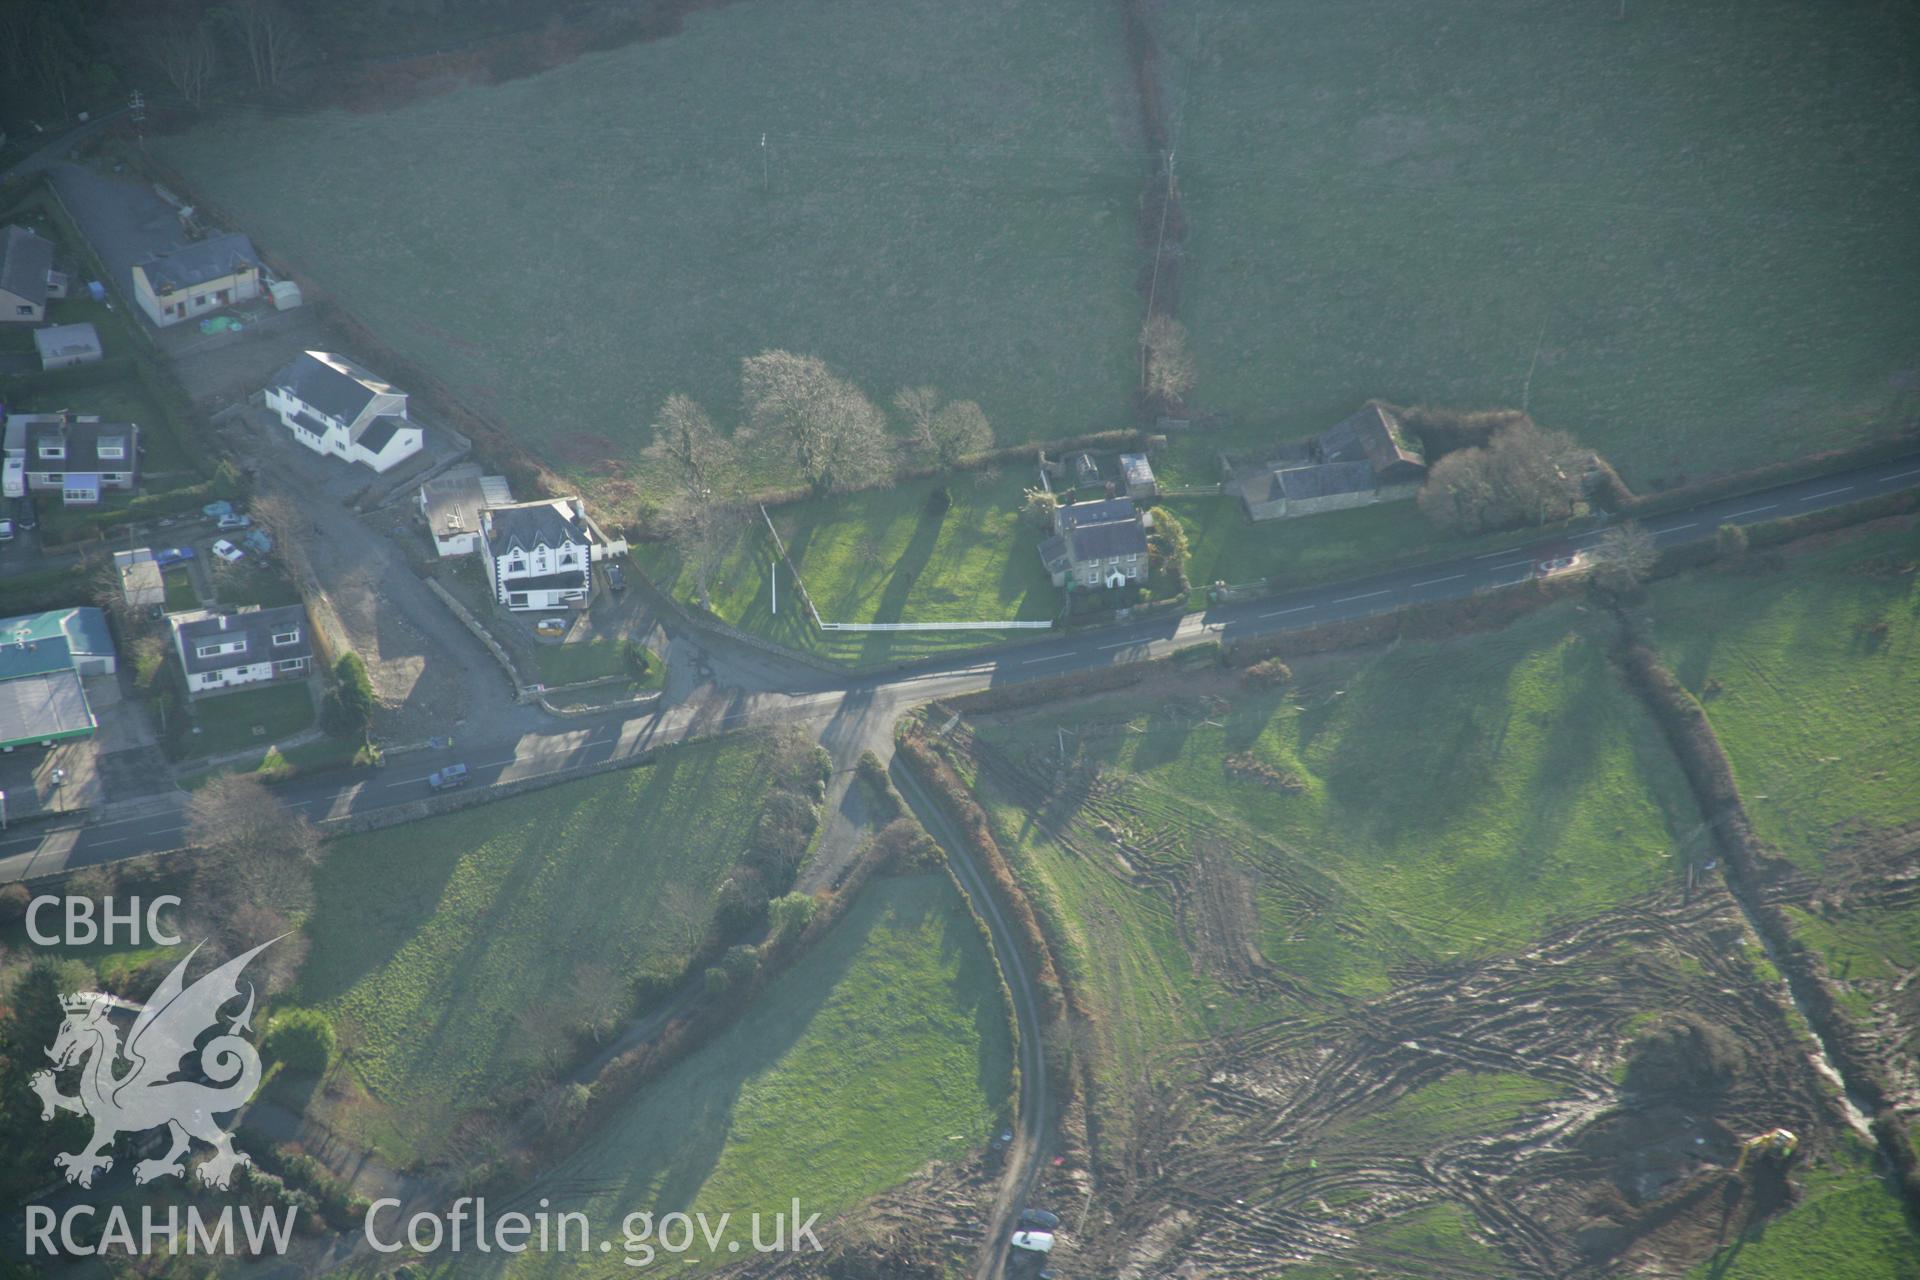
644 350 995 610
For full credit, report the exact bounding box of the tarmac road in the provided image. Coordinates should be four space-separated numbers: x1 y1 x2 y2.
1 450 1915 884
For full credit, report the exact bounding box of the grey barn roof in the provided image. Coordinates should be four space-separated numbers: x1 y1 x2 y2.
138 232 259 294
271 351 395 427
1277 460 1377 501
0 225 54 304
0 669 93 747
171 605 312 677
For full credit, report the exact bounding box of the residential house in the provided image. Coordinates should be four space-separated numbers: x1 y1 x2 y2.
264 351 425 473
1037 496 1152 590
0 225 58 323
131 232 262 328
168 604 314 697
480 497 626 611
1233 401 1427 522
0 607 116 751
417 464 514 558
34 321 102 371
113 548 164 610
4 412 139 506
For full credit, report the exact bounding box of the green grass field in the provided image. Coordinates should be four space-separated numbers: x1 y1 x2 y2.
965 603 1700 1097
299 737 779 1159
1684 1137 1920 1280
466 873 1012 1278
1154 0 1920 487
635 470 1058 667
153 0 1140 504
1647 526 1920 872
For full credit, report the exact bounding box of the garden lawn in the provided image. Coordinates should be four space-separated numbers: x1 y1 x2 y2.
1646 526 1920 872
298 737 778 1159
473 874 1012 1278
1155 0 1920 487
635 471 1058 668
531 635 665 691
181 682 314 758
161 568 198 612
154 0 1141 504
967 604 1700 1097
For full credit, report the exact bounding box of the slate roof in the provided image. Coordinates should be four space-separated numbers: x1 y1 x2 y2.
33 322 101 361
24 416 136 476
353 414 407 454
171 605 311 678
0 225 54 305
1277 461 1377 501
1056 496 1136 531
0 669 93 747
485 499 588 557
1317 402 1424 477
270 351 395 427
1067 518 1148 562
137 232 259 295
1037 534 1070 576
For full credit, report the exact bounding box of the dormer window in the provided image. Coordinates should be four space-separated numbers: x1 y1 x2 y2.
37 442 64 461
272 630 300 647
97 440 126 461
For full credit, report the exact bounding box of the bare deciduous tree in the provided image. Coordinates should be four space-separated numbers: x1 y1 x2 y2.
188 772 323 865
566 961 621 1043
893 386 993 469
741 351 892 494
658 494 745 613
654 880 709 958
1417 419 1586 534
643 393 737 503
222 0 301 89
1592 522 1658 594
155 20 218 110
1140 313 1197 403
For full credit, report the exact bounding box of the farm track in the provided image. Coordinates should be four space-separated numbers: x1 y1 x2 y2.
943 719 1845 1278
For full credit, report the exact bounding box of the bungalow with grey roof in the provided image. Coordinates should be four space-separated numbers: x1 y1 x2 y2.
0 225 58 323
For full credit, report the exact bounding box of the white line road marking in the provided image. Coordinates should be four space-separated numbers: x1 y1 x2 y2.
477 757 517 769
1656 523 1697 535
1725 505 1777 519
1412 574 1467 588
1475 547 1522 559
1490 559 1535 571
1098 639 1143 650
1803 487 1852 501
1260 605 1317 619
385 775 435 788
1333 589 1392 605
1881 468 1920 483
1022 652 1075 665
95 825 184 849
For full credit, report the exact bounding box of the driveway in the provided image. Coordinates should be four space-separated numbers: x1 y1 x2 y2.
45 161 185 304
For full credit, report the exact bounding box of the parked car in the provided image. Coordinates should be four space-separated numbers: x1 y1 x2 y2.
243 528 273 554
154 546 196 568
1009 1231 1054 1255
216 513 252 531
0 519 14 542
534 617 568 637
202 500 235 519
1019 1209 1060 1231
428 763 470 792
211 539 244 563
606 564 626 593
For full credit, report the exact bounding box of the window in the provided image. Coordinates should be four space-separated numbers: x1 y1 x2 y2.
272 630 300 647
193 294 207 307
14 305 30 317
507 592 528 607
276 658 306 673
37 443 64 460
97 442 125 460
194 639 246 659
99 473 127 484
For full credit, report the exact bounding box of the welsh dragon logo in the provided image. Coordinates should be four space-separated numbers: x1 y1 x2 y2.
31 938 276 1191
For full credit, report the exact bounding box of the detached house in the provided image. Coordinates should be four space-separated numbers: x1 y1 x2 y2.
2 412 139 506
480 497 624 611
0 225 61 322
168 605 313 697
1037 496 1152 590
264 351 425 473
132 232 261 328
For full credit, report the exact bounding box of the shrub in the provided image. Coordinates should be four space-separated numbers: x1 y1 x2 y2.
261 1008 335 1075
711 869 769 937
745 790 820 881
622 639 652 676
322 652 375 738
0 882 30 925
1243 657 1292 689
1223 752 1306 793
766 891 817 942
925 484 952 515
1714 522 1750 558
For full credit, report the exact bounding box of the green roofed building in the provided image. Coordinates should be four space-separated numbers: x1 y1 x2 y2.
0 608 115 751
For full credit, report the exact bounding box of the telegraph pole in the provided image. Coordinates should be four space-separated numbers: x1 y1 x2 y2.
760 133 769 192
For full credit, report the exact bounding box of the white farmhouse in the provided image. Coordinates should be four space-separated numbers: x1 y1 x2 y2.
264 351 425 473
480 497 625 611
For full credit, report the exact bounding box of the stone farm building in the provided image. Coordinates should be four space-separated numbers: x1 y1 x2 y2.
1231 402 1427 521
1038 496 1151 589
